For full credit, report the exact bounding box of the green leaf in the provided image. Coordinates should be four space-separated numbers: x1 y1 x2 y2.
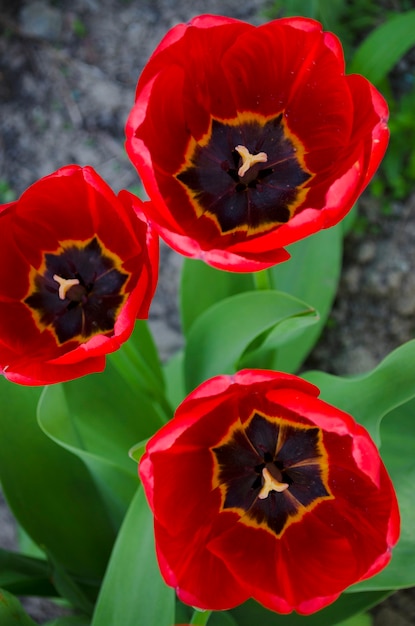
128 439 147 464
303 339 415 444
163 349 186 410
0 549 55 597
0 379 115 583
349 11 415 84
180 259 254 336
91 487 174 626
184 290 317 392
339 613 373 626
337 614 372 626
45 617 90 626
0 588 38 625
209 612 238 626
230 591 389 626
46 552 94 615
351 397 415 591
107 320 171 419
266 224 342 372
37 334 168 527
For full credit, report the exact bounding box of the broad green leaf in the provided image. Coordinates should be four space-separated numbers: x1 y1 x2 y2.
128 439 147 464
45 617 90 626
0 548 55 597
210 613 238 626
316 0 346 33
269 0 316 18
184 290 317 392
163 349 186 410
91 487 174 626
0 379 115 582
108 320 167 412
0 588 38 625
349 11 415 84
266 224 342 372
237 310 318 370
180 259 254 336
351 397 415 591
303 339 415 444
38 377 152 529
46 551 94 615
37 375 160 527
337 614 372 626
230 591 389 626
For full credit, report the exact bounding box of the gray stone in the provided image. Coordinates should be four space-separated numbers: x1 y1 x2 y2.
19 1 62 41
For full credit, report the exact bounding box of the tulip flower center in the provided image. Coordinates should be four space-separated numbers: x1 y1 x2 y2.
24 236 130 345
176 113 312 236
212 412 332 536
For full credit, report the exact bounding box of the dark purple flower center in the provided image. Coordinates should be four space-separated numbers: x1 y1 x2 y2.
176 113 312 235
212 412 332 536
25 237 129 344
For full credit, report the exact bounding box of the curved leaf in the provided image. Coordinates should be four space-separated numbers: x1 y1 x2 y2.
0 379 115 582
0 588 37 625
303 339 415 444
184 290 317 392
267 224 342 372
180 260 254 336
91 487 174 626
38 370 164 527
350 11 415 84
0 549 55 597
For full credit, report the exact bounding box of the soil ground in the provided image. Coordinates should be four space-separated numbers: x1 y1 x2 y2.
1 0 415 623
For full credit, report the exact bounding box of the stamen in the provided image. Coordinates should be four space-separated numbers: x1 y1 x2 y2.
258 467 289 500
235 145 268 178
53 274 80 300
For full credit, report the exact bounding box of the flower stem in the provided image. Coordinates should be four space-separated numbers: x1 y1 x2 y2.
190 609 212 626
253 269 272 290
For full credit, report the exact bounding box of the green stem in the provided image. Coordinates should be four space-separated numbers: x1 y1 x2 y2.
190 609 212 626
253 268 272 291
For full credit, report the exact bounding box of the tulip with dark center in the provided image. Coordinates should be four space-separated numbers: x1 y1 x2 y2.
140 370 400 614
0 165 159 385
126 15 389 271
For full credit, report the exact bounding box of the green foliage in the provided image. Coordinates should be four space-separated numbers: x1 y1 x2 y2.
72 17 87 38
37 320 167 529
0 549 55 597
0 588 38 625
184 289 318 392
0 380 115 594
377 85 415 201
264 0 383 54
0 180 16 203
91 488 174 626
178 224 343 397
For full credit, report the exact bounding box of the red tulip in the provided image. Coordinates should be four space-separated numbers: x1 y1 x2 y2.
140 370 399 614
0 165 158 385
126 15 389 271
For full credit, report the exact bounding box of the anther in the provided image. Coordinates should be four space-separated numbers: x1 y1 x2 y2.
235 145 268 178
53 275 80 300
258 467 289 500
